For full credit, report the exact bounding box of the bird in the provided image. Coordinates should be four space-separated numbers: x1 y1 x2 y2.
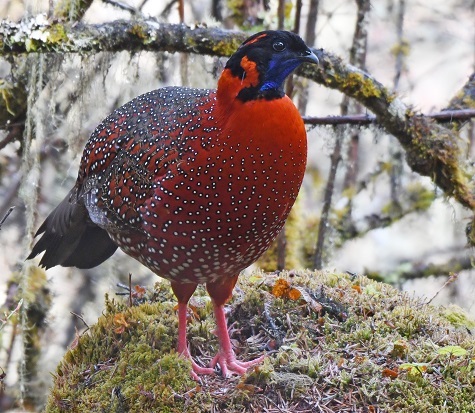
27 30 319 379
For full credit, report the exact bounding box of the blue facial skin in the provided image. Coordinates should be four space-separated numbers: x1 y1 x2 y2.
260 57 303 92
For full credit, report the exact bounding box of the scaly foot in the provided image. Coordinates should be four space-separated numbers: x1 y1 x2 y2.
211 302 265 377
179 346 215 381
210 350 265 377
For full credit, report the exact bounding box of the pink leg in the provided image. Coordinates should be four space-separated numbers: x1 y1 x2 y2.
209 302 265 377
176 302 214 380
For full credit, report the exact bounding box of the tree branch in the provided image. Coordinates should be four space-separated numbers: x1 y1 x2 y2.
298 50 475 213
302 109 475 125
375 254 473 281
444 73 475 130
0 19 246 56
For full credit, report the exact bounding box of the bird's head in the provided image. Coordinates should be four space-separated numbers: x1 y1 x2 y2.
218 30 319 102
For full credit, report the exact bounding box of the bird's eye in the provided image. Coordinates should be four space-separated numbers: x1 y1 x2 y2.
272 41 286 52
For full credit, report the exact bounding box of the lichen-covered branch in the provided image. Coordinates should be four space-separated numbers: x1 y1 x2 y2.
0 18 246 56
445 72 475 130
398 255 473 280
299 50 475 213
0 19 246 130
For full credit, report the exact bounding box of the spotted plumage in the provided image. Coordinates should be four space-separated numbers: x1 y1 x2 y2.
28 30 319 378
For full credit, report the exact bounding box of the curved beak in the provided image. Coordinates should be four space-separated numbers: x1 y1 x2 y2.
300 48 319 65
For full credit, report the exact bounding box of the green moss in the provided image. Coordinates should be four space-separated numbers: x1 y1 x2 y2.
211 38 243 57
47 295 196 412
45 271 475 412
440 304 475 329
390 39 411 57
406 182 436 211
128 23 154 44
462 94 475 108
47 24 68 44
337 71 382 100
407 115 475 212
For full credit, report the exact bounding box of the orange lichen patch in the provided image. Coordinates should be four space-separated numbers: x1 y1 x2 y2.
235 382 263 395
351 284 362 294
271 278 301 300
113 313 129 334
271 278 289 297
133 285 146 299
382 368 399 379
287 288 302 300
354 355 367 365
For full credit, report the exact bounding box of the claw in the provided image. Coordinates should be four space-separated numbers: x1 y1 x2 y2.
175 298 264 380
179 347 215 381
210 351 265 377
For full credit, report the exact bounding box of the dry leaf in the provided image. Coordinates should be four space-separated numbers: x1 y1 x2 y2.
382 368 399 379
133 285 146 299
113 313 129 334
288 288 302 300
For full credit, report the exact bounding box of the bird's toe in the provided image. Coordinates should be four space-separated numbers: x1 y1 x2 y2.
210 352 265 377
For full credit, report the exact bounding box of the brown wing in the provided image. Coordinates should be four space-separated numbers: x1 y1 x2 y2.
28 86 215 269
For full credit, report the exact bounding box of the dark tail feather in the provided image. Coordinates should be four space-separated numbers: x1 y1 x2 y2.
27 189 118 269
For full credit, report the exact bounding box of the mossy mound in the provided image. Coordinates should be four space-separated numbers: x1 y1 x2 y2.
45 271 475 412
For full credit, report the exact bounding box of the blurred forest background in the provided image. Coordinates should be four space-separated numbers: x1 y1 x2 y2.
0 0 474 410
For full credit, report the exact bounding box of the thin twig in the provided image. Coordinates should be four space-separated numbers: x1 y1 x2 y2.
70 311 90 329
294 0 302 34
178 0 184 21
393 0 406 89
128 273 133 307
389 0 407 216
302 109 475 126
138 0 151 11
0 207 14 230
0 299 23 332
0 122 24 150
276 227 286 270
427 273 459 304
277 0 285 30
101 0 139 14
298 0 319 113
341 0 370 192
161 0 178 17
